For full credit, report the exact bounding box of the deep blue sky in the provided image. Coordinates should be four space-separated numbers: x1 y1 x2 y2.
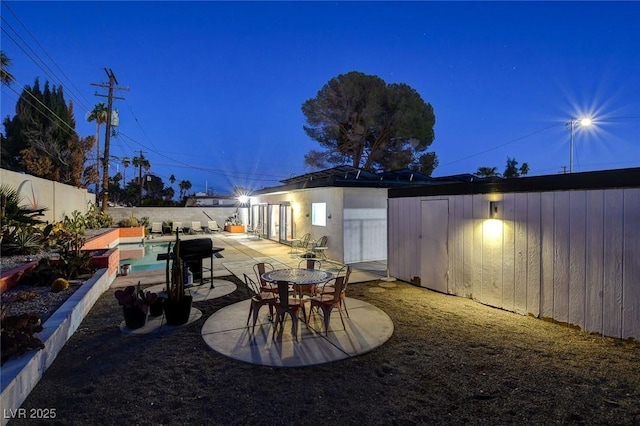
2 1 639 195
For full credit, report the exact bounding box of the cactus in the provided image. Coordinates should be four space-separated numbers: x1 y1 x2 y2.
167 232 185 303
50 278 69 293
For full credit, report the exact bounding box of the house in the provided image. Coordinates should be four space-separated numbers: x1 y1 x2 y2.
248 166 486 264
387 167 640 340
185 193 240 207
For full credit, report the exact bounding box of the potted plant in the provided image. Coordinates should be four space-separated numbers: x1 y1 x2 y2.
149 297 164 317
114 282 158 329
224 212 245 233
163 232 193 325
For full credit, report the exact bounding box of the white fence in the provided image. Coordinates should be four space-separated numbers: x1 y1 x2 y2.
388 188 640 340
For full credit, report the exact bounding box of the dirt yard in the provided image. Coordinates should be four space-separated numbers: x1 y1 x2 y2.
9 277 640 425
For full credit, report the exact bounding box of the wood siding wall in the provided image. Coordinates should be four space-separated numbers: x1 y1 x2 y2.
388 188 640 340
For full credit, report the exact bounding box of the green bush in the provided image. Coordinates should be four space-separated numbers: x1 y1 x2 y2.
118 217 140 227
84 203 113 229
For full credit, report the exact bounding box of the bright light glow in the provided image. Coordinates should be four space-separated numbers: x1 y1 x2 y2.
237 195 249 204
483 219 503 240
579 117 592 127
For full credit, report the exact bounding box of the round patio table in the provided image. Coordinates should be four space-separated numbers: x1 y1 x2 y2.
262 268 333 286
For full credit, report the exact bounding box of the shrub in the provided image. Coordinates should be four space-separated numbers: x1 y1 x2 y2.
84 202 113 229
1 312 44 365
0 184 50 256
118 217 140 227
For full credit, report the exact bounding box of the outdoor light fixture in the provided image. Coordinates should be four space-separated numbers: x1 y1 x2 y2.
567 116 592 173
237 195 249 204
489 201 498 219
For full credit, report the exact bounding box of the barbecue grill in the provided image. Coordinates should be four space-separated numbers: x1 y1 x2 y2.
157 238 224 288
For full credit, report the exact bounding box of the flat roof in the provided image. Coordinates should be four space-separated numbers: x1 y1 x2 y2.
253 166 495 195
388 167 640 198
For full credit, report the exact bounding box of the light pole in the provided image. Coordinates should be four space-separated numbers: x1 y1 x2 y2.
568 117 592 173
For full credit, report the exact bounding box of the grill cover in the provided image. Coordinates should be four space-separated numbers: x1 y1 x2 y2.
174 238 213 259
174 238 213 280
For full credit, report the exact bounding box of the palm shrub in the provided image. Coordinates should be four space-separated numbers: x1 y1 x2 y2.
0 184 51 255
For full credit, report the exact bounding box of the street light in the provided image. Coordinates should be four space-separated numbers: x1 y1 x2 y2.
568 117 592 173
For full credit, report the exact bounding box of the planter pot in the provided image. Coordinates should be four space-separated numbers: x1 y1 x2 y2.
149 299 164 317
163 295 193 325
224 225 245 233
123 306 147 329
120 264 131 276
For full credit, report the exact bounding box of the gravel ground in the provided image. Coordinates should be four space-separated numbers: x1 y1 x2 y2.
1 255 83 325
7 276 640 425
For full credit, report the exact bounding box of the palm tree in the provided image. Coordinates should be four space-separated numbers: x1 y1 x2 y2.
87 103 108 194
476 166 500 177
163 186 175 202
0 51 15 85
121 157 131 186
132 154 151 204
179 180 192 200
169 174 176 185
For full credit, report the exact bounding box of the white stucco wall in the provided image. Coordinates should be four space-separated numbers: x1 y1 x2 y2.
251 186 388 264
107 206 247 228
0 169 95 223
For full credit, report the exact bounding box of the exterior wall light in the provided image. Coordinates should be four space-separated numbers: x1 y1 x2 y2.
489 201 498 219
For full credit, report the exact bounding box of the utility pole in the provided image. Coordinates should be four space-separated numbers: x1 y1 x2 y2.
91 68 129 212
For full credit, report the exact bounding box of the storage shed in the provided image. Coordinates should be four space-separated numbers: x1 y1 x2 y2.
387 167 640 340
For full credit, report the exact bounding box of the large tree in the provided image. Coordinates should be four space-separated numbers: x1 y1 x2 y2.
2 78 93 186
302 71 437 174
1 51 15 85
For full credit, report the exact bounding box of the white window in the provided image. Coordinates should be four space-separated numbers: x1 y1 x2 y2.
311 202 326 226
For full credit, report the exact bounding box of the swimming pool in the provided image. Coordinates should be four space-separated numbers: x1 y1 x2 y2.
119 242 171 272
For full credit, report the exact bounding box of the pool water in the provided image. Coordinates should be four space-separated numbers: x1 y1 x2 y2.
119 242 171 272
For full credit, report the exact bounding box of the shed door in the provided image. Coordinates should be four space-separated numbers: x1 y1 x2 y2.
420 200 449 293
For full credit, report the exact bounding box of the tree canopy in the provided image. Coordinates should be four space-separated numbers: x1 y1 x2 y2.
302 71 437 175
476 157 530 178
1 78 94 187
1 51 15 85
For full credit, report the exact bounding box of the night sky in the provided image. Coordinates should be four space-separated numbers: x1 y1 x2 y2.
2 1 638 195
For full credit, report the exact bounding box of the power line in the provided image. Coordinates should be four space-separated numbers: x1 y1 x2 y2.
438 122 562 169
1 2 92 111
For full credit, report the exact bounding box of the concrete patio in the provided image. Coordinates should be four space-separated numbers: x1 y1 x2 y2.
112 231 394 367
